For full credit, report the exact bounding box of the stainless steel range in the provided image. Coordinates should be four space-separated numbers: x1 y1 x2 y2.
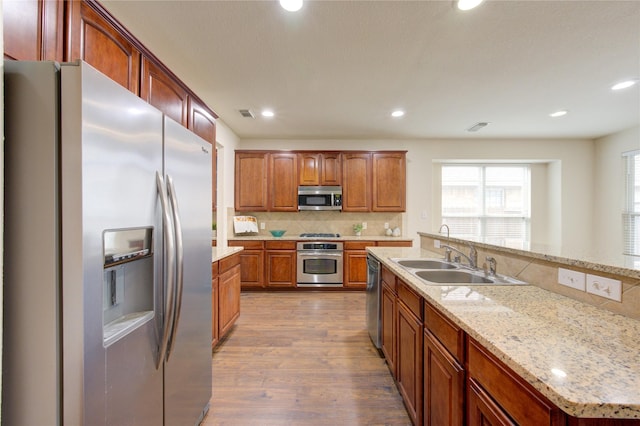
296 237 343 287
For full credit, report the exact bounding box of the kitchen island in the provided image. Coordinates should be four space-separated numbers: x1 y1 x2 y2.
368 245 640 423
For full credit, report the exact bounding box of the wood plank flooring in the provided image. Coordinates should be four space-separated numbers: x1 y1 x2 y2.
202 291 411 426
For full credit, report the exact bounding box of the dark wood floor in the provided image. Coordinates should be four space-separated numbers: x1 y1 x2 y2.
202 291 411 425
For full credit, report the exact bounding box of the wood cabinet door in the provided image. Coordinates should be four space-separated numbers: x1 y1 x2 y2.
381 282 397 377
342 152 372 212
265 250 297 287
397 301 423 425
140 56 188 126
372 152 406 212
298 153 321 186
211 275 219 348
424 330 464 426
467 379 516 426
4 0 63 61
235 152 269 211
218 264 241 337
269 152 298 211
67 1 140 93
344 250 368 289
321 153 342 185
238 250 265 289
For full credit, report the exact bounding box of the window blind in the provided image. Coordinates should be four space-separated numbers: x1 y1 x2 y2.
623 150 640 257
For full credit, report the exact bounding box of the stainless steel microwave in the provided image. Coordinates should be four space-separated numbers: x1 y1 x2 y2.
297 186 342 211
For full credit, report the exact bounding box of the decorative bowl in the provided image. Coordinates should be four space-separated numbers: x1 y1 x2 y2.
269 230 286 238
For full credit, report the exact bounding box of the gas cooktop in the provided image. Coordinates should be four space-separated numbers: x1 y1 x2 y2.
299 233 340 238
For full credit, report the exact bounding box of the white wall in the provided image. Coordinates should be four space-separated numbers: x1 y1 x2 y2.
239 137 594 252
213 119 240 247
593 125 640 265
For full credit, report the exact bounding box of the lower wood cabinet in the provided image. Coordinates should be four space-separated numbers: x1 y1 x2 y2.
344 241 369 289
212 253 241 348
229 240 265 289
381 269 397 376
467 378 516 426
265 240 297 287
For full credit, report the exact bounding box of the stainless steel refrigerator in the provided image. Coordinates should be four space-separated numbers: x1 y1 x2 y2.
3 60 212 425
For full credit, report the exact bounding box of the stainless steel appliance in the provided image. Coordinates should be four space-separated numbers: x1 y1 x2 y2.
3 61 212 425
297 241 344 287
298 185 343 210
366 254 383 349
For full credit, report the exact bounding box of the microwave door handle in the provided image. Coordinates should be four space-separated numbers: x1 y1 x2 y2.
155 172 176 369
164 175 184 362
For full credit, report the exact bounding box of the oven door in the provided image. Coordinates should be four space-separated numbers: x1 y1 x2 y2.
296 251 343 287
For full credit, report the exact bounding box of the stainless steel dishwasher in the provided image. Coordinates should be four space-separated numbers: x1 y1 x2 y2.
366 254 382 350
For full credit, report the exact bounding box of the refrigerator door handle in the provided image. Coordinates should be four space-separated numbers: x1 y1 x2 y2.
156 172 177 369
165 175 184 361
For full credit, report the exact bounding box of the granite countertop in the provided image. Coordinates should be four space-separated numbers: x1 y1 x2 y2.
227 235 413 242
212 246 243 262
368 246 640 420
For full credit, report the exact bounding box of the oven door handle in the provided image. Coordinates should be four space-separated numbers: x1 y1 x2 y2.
298 253 343 257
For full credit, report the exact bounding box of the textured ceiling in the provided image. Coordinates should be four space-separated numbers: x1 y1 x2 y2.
101 0 640 140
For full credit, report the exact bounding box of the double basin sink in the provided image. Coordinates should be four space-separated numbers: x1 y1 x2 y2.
391 258 528 286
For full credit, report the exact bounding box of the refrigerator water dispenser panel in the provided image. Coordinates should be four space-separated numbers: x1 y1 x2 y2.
102 227 155 347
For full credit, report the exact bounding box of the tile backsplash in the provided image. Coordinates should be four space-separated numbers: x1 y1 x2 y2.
228 208 405 238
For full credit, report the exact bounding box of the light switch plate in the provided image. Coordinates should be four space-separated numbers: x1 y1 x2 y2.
558 268 585 291
586 274 622 301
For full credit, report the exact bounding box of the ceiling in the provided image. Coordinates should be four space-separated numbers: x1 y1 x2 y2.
101 0 640 141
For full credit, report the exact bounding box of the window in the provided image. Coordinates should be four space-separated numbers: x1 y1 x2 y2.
623 150 640 262
441 164 531 241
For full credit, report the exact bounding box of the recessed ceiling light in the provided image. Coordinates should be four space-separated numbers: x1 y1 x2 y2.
611 79 639 91
279 0 303 12
549 110 568 118
457 0 484 11
261 110 275 118
391 110 405 118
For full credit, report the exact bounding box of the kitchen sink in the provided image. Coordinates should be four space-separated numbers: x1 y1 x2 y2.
390 258 528 286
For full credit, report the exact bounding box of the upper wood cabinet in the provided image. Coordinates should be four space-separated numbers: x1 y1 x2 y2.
298 152 342 186
372 152 406 212
235 152 269 212
4 0 64 61
67 1 140 93
140 56 188 126
342 152 372 212
269 152 298 211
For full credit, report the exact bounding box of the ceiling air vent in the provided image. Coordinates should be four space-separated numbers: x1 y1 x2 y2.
238 109 255 118
467 122 489 132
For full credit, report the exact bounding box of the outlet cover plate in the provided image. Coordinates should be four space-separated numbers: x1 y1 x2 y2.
586 274 622 301
558 268 585 291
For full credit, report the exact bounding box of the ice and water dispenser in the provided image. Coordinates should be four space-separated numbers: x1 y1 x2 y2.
102 227 155 347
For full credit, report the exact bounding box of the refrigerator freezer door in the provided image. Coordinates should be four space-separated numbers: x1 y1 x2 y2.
162 117 213 425
61 62 165 425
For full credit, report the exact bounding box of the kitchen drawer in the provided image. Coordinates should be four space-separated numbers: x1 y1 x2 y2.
397 279 423 320
265 240 296 250
229 240 264 249
381 265 397 293
211 261 219 278
467 337 565 426
425 301 465 363
345 241 371 250
219 252 240 273
377 241 412 247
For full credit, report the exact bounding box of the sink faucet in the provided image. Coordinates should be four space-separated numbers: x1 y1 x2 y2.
438 224 452 262
441 242 478 269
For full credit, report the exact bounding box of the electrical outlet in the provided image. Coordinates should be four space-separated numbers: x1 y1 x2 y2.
384 222 389 229
434 239 441 248
260 222 265 230
557 268 585 291
586 274 622 301
362 222 367 230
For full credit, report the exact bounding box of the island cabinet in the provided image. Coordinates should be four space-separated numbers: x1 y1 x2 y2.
423 302 465 426
381 266 398 376
67 0 141 94
396 279 424 425
228 241 266 289
297 152 342 186
3 0 64 62
212 253 241 348
265 240 297 287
